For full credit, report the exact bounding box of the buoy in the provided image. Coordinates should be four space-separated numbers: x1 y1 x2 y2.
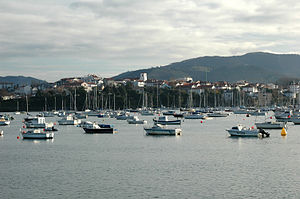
54 122 56 125
281 127 287 136
17 136 20 139
200 121 203 123
251 126 254 129
288 115 291 118
270 116 272 119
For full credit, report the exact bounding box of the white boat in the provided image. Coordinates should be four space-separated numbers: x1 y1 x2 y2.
127 116 147 124
255 121 286 129
153 116 181 125
24 117 54 129
144 124 181 136
226 124 269 137
275 111 292 122
21 129 54 139
0 117 10 126
58 115 81 125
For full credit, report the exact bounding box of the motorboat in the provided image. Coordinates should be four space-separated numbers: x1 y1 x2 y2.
0 117 10 126
162 110 175 116
127 116 147 124
140 110 154 116
116 113 134 120
255 121 286 129
58 115 81 125
226 124 269 137
83 124 115 134
24 117 55 129
153 116 181 125
275 111 292 122
38 112 54 117
144 124 182 136
21 129 54 139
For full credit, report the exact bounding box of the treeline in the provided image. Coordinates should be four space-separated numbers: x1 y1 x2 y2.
0 84 292 112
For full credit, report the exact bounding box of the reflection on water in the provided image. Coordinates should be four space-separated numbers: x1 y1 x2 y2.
1 112 300 198
22 138 54 144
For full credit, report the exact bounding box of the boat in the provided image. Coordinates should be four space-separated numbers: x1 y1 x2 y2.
21 129 54 139
83 124 115 134
58 115 81 125
173 113 185 118
184 113 207 119
291 117 300 125
255 121 286 129
207 112 229 117
153 116 181 125
144 124 182 136
0 117 10 126
0 130 3 136
162 110 175 116
140 110 154 116
24 117 54 129
127 116 147 124
275 111 292 122
115 113 134 120
226 124 270 137
38 112 54 117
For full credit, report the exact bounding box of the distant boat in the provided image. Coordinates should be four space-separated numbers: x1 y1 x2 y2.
291 117 300 125
21 129 54 139
0 116 10 126
144 124 182 136
226 124 269 137
255 121 286 129
207 112 229 117
162 110 175 116
140 110 154 116
153 116 181 125
0 130 3 136
83 124 115 134
127 116 147 124
58 115 81 125
184 113 207 119
24 117 54 129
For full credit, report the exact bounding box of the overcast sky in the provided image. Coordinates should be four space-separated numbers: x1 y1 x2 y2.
1 0 300 82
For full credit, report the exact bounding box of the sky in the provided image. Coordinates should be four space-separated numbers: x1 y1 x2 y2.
1 0 300 82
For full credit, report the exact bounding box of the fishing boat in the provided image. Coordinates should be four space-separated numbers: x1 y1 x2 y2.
21 129 54 139
144 124 182 136
226 124 269 137
153 116 181 125
127 116 147 124
255 121 286 129
83 124 115 134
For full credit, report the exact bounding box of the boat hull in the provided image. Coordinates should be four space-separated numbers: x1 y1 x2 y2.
22 132 54 139
144 128 181 136
83 128 114 134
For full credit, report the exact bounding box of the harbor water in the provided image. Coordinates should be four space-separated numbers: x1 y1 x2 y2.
1 113 300 198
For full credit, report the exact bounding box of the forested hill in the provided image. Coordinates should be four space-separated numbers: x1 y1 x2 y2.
113 52 300 82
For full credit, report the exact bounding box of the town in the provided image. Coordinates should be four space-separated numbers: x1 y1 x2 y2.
0 73 299 112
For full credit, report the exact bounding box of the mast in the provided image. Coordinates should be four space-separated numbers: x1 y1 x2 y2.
45 97 47 111
26 95 29 113
54 96 57 111
74 88 77 111
156 83 159 108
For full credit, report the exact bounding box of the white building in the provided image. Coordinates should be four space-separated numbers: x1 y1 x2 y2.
140 73 147 82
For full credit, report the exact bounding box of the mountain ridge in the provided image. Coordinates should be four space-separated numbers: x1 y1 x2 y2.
113 52 300 82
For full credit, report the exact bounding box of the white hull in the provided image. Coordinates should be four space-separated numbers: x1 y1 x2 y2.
0 121 10 126
144 127 181 136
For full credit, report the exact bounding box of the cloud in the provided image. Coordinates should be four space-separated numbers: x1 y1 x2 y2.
0 0 300 81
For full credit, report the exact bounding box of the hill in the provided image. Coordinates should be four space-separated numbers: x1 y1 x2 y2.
113 52 300 82
0 76 48 86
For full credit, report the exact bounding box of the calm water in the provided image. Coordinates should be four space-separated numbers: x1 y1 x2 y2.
1 112 300 199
